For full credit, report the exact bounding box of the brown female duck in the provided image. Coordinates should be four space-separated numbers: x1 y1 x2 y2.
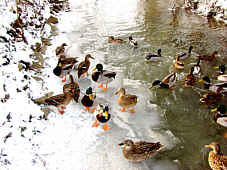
118 139 163 162
205 142 227 170
114 88 137 113
108 36 124 43
77 54 94 79
184 67 196 87
200 87 223 106
196 50 218 62
55 43 67 57
63 75 80 103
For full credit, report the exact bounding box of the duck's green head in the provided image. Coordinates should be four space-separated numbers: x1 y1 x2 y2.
86 87 94 100
53 59 63 76
94 64 103 72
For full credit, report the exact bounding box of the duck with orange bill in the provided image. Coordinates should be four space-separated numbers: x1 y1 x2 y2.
81 87 96 112
77 54 94 79
114 88 137 113
92 104 111 131
92 63 116 92
53 57 78 82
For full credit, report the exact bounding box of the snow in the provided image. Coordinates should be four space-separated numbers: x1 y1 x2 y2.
0 0 180 170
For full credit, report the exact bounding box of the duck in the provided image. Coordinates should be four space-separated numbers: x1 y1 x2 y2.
200 86 223 106
91 63 116 92
211 105 227 127
214 64 227 81
196 50 218 62
55 43 67 57
192 58 201 75
63 74 80 103
145 49 162 61
184 67 196 87
114 88 137 113
77 54 94 79
108 36 124 43
32 92 73 114
205 142 227 170
118 139 163 162
81 87 96 112
53 57 78 82
92 104 111 130
149 72 176 89
177 45 193 60
128 36 138 48
174 54 184 69
199 76 227 92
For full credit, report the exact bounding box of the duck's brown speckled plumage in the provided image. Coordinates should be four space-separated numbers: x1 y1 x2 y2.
196 51 217 62
118 139 163 162
205 142 227 170
200 87 223 106
77 54 94 79
115 88 137 108
184 67 196 87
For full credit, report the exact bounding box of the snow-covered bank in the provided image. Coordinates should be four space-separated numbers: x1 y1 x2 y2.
184 0 227 24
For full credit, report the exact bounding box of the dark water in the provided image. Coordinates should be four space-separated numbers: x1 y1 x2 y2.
66 0 227 169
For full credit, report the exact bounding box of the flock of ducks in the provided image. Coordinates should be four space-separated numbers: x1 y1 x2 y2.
32 36 227 167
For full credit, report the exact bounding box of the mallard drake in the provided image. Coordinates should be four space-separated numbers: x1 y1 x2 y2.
63 75 80 103
129 36 138 48
205 142 227 170
184 67 196 87
196 50 218 62
114 88 137 113
108 36 124 43
81 87 96 112
77 54 94 79
118 139 163 162
178 46 193 60
214 64 227 81
199 76 227 92
211 105 227 127
92 104 111 130
145 49 162 61
32 92 73 114
200 86 223 106
192 58 201 75
53 57 78 82
174 54 184 69
149 72 176 89
55 43 67 57
92 63 116 92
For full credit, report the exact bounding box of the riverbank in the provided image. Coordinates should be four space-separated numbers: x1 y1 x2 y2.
184 0 227 24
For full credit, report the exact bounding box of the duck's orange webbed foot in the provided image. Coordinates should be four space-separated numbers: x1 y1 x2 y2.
120 108 126 112
102 84 108 92
102 124 109 131
98 84 103 88
85 107 90 112
92 120 99 127
58 109 64 115
129 109 135 114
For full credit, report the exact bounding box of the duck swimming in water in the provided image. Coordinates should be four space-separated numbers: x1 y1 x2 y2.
211 105 227 128
196 50 218 62
184 67 196 87
177 46 193 60
92 63 116 92
145 49 162 61
129 36 138 48
214 64 227 81
149 72 176 89
108 36 124 43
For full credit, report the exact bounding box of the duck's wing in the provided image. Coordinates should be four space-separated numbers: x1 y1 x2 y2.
121 94 137 105
44 94 66 106
162 73 176 84
134 141 162 154
103 70 116 79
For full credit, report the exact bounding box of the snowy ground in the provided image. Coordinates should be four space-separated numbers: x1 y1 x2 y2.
0 1 180 170
184 0 227 24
